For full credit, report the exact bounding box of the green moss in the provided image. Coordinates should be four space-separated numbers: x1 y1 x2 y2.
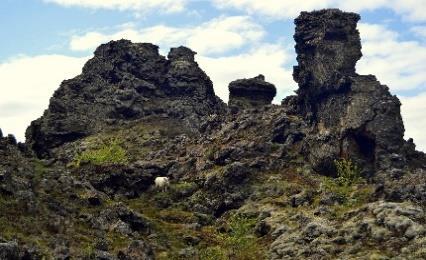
73 138 128 167
169 182 198 199
107 233 130 253
321 175 374 219
82 243 96 258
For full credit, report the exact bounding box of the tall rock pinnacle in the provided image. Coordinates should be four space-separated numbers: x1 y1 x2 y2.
291 9 411 175
294 9 362 97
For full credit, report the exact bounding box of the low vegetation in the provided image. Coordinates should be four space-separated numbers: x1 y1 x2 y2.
334 158 361 187
72 138 128 167
199 214 265 260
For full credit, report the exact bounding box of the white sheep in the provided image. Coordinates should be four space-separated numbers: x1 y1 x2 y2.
154 177 170 192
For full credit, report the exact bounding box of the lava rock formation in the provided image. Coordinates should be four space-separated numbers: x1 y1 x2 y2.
0 8 425 260
26 41 225 158
228 74 277 110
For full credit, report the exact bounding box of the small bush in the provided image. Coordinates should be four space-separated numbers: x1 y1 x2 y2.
334 158 361 187
73 138 128 167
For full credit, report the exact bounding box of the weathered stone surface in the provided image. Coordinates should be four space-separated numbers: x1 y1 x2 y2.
91 203 151 236
0 134 34 200
80 163 165 198
228 75 276 110
0 240 19 260
293 9 362 97
26 40 225 158
0 239 41 260
167 46 196 62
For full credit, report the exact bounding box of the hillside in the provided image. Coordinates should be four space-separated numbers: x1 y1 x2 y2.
1 9 425 260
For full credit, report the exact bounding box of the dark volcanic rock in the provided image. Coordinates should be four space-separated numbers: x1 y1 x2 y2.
228 75 276 110
291 9 408 175
81 163 161 198
293 9 362 97
0 134 34 199
0 240 19 260
26 40 225 158
167 46 196 62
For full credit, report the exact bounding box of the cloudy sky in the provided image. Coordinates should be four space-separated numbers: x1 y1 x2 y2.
0 0 425 151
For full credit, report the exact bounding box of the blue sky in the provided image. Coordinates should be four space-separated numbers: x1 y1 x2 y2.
0 0 425 151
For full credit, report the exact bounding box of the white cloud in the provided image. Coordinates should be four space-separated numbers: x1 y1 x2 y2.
411 26 426 39
355 23 426 152
70 16 265 55
401 93 426 152
0 55 88 141
356 23 426 92
198 43 296 102
213 0 334 19
213 0 426 22
43 0 187 13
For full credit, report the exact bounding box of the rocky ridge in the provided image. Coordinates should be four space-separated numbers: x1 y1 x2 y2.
0 8 425 260
26 42 225 158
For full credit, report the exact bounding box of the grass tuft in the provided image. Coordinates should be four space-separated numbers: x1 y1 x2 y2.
72 138 128 167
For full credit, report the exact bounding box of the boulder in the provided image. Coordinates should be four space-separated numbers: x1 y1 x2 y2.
228 75 276 110
0 241 19 260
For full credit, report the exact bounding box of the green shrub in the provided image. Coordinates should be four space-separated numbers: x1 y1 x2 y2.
73 138 128 167
334 158 361 187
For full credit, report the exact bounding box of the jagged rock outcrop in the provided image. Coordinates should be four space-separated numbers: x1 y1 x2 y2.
0 131 34 200
228 74 276 110
26 41 225 158
289 9 410 176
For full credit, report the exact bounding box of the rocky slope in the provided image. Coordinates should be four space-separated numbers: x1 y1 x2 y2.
1 8 425 260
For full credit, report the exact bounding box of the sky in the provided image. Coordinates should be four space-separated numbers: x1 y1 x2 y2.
0 0 425 151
